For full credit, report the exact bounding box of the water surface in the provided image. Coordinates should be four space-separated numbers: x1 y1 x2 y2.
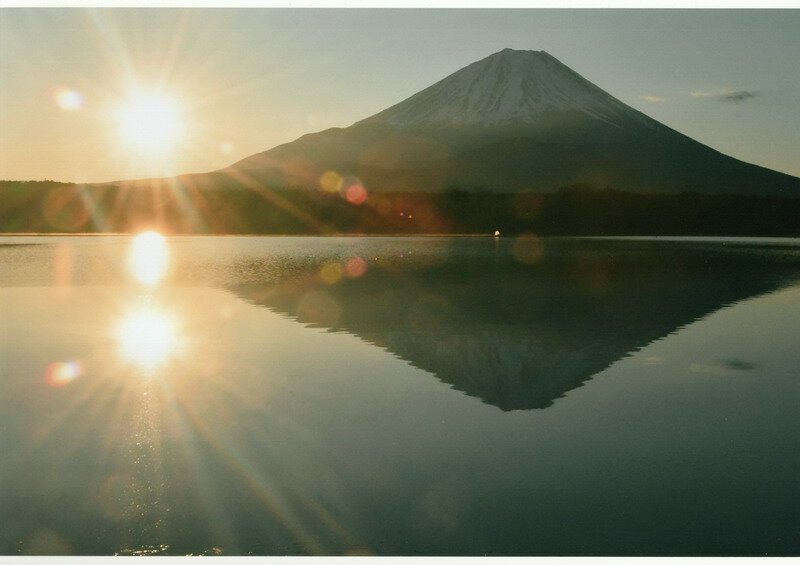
1 235 800 556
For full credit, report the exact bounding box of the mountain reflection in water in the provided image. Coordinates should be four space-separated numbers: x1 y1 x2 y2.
230 238 800 410
4 236 800 556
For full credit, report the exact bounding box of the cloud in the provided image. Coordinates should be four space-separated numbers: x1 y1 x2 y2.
722 359 756 371
720 90 758 103
691 88 759 103
643 95 667 103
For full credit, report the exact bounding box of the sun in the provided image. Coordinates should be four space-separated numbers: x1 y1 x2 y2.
117 91 185 154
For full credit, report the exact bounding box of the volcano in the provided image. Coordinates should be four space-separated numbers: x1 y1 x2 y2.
220 48 799 196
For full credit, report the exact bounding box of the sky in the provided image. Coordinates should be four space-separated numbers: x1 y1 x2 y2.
0 8 799 183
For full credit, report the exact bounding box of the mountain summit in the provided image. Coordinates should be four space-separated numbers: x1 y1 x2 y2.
360 49 651 129
223 49 798 196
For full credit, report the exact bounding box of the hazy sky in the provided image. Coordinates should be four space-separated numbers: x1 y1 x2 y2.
1 8 798 183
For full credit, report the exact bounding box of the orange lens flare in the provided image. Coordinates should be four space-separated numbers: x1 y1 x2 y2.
345 184 368 205
45 361 82 387
345 257 367 278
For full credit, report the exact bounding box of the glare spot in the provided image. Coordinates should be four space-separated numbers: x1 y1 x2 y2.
319 261 344 285
129 231 169 285
511 234 544 264
347 548 375 556
297 290 341 327
345 257 367 278
43 186 91 231
319 171 343 194
24 529 72 555
345 184 368 205
45 361 81 387
116 308 178 371
219 142 234 155
52 87 83 111
53 242 75 291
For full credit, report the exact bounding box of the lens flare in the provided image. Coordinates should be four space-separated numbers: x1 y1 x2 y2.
345 257 367 278
45 361 82 387
116 308 178 371
511 234 544 264
43 186 91 231
345 184 368 205
297 291 341 327
319 171 343 194
129 231 169 285
53 242 75 289
319 261 344 285
52 87 83 111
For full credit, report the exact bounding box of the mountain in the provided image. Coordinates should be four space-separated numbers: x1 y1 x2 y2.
220 49 799 196
357 48 652 128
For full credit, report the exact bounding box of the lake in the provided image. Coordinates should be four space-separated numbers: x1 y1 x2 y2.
2 234 800 556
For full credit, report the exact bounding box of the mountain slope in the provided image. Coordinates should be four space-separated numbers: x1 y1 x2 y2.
222 49 799 196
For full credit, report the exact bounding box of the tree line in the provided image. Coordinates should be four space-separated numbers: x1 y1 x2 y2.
1 179 799 236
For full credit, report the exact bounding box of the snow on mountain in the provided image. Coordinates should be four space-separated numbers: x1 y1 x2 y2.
360 49 653 129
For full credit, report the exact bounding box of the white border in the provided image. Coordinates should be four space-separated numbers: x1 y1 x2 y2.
1 1 799 9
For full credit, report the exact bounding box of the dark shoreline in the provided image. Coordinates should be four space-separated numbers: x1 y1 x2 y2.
3 181 800 237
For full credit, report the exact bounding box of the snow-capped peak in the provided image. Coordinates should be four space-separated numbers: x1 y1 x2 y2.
360 48 639 128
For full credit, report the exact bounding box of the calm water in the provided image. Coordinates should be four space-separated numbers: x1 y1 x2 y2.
2 235 800 556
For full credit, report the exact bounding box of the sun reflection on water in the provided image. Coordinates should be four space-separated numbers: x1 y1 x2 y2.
130 231 169 285
116 307 179 372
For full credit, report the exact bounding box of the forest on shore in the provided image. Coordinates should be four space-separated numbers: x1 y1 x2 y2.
2 179 800 236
